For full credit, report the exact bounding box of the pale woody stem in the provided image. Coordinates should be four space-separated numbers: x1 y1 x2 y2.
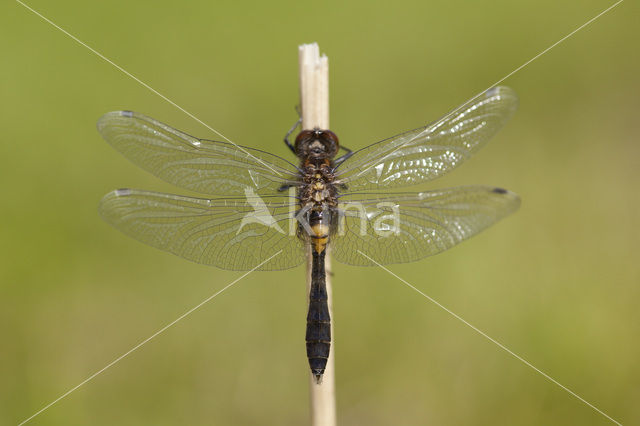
298 43 336 426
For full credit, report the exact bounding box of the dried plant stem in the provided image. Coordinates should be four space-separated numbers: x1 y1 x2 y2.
298 43 336 426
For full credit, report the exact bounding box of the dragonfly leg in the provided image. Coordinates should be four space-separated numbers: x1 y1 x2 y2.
278 183 294 192
284 108 302 154
333 145 353 166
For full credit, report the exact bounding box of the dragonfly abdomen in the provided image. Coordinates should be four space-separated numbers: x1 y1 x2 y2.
306 249 331 383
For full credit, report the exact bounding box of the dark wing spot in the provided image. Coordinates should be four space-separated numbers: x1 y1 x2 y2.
492 187 508 194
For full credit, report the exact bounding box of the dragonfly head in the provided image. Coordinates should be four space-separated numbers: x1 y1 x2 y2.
294 129 339 160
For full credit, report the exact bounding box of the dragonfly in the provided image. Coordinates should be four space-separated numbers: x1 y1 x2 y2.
98 86 520 383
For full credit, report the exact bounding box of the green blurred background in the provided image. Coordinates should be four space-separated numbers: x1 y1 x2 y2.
1 0 638 424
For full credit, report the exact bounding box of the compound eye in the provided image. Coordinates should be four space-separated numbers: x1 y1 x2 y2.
294 130 315 155
321 130 340 156
323 130 339 145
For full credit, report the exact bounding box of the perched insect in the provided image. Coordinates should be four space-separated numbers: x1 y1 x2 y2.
98 86 520 383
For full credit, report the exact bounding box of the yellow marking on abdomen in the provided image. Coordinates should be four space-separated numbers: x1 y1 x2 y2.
311 223 330 253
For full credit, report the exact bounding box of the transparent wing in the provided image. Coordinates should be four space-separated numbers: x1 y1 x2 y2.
97 111 299 196
335 86 518 191
330 186 520 266
99 189 304 271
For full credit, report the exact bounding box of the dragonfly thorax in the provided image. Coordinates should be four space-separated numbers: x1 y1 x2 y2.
298 160 338 253
300 163 337 206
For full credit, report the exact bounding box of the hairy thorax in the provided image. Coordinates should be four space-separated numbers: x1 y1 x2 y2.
298 158 338 253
